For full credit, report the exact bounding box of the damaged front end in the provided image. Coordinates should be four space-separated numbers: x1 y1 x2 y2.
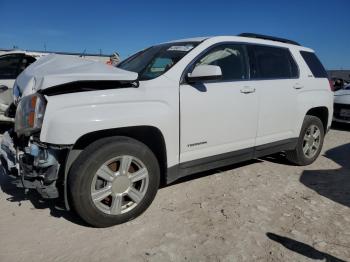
18 141 67 198
0 93 69 199
1 55 139 202
1 130 69 199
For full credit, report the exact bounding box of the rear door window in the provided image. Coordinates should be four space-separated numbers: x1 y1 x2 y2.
300 51 328 78
248 45 298 79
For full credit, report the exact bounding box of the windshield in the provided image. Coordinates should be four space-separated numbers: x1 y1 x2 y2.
118 42 199 80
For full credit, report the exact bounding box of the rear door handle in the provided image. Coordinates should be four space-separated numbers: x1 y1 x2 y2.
293 84 304 90
240 86 256 94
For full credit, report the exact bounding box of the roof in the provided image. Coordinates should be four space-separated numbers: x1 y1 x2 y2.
0 48 111 57
165 34 310 50
238 33 300 46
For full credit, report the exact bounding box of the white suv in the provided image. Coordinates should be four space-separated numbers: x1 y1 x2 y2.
0 34 334 227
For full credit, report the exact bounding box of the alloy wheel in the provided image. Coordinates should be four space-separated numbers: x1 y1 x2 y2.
302 124 321 159
90 155 149 215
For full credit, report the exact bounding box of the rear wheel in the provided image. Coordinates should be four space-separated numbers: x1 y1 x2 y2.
69 136 160 227
286 115 325 165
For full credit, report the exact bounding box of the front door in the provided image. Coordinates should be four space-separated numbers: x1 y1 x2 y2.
180 44 259 163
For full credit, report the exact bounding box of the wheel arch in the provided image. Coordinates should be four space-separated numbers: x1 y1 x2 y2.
305 106 329 132
74 125 167 176
62 125 168 210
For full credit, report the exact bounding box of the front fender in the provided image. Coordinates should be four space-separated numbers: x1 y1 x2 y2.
40 86 179 167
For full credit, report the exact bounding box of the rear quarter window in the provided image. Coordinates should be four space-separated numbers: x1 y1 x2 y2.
300 51 328 78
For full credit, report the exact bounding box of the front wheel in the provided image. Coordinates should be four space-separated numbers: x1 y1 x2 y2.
68 136 160 227
286 115 325 166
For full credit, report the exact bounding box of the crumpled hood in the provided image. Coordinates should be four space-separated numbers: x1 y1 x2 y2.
16 54 138 97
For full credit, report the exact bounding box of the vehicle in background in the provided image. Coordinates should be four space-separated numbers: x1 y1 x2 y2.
0 48 111 63
0 51 45 122
106 52 121 66
0 49 112 122
328 69 350 87
0 33 333 227
332 78 348 91
333 84 350 124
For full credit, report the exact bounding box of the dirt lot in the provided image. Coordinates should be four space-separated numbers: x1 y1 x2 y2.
0 125 350 262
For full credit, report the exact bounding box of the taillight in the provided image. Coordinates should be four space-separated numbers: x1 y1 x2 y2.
328 79 335 92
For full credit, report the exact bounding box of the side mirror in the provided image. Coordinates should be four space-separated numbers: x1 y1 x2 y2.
186 65 222 83
0 85 8 92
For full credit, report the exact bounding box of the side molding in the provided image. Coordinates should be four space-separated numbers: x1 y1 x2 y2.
166 138 298 184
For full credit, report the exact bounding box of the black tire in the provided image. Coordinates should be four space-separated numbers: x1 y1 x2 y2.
286 115 325 165
68 136 160 227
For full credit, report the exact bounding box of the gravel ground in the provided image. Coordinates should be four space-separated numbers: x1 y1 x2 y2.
0 125 350 262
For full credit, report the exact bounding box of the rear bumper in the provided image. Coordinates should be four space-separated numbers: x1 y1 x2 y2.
0 132 64 199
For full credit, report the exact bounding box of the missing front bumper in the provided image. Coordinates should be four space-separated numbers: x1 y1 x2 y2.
0 132 62 199
18 153 60 198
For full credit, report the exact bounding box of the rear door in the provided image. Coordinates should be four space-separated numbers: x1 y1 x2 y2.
180 43 259 163
246 45 300 146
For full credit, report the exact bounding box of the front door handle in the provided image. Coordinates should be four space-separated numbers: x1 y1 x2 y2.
293 84 304 90
0 85 8 92
240 86 256 94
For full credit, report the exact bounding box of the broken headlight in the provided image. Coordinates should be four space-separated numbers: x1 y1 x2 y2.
15 93 46 136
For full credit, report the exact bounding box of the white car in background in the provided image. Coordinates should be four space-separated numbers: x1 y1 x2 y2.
0 51 46 122
333 84 350 123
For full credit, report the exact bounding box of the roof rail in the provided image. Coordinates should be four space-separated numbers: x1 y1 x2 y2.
238 33 301 46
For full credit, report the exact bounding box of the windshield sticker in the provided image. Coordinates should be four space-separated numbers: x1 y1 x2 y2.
168 45 194 52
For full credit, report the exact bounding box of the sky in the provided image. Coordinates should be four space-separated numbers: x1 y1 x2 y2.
0 0 349 69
